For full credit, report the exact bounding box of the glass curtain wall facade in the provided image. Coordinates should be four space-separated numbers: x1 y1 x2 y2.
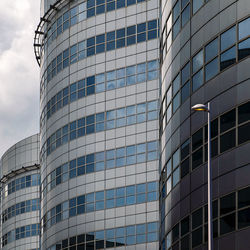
0 134 40 250
38 0 160 249
159 0 250 250
160 0 250 249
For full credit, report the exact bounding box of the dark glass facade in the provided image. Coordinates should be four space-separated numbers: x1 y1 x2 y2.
160 0 250 249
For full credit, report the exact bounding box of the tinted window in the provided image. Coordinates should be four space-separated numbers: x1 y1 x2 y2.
238 123 250 145
181 81 190 103
205 38 218 63
220 46 236 71
220 26 236 51
238 208 250 229
205 57 218 81
239 17 250 40
192 147 203 169
192 227 202 248
192 128 203 150
220 129 236 153
192 208 202 229
238 38 250 60
238 102 250 124
220 193 235 215
192 50 203 73
181 216 189 236
192 0 203 14
192 69 203 92
220 109 236 133
220 213 235 235
238 187 250 209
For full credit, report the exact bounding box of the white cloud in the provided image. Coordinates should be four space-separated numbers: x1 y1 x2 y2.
0 0 40 157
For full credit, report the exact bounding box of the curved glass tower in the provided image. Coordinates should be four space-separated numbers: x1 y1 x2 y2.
36 0 160 249
0 134 40 250
160 0 250 249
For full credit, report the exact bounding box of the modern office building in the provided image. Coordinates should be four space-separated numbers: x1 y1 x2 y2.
160 0 250 249
0 134 40 250
35 0 160 249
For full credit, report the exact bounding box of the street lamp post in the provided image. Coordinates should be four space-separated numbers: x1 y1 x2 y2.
191 102 213 250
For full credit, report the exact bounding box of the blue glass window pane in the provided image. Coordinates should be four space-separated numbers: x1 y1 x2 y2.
181 80 190 103
126 65 136 76
127 25 136 36
182 4 190 27
173 0 180 22
96 73 105 83
137 183 146 193
137 32 146 42
182 62 190 85
137 224 146 234
116 28 125 38
148 30 157 40
96 201 104 210
126 185 135 195
106 199 115 208
148 192 157 201
96 4 105 14
107 1 115 11
116 147 125 157
173 17 180 39
87 8 95 18
205 38 218 63
126 105 136 115
116 187 125 197
173 92 180 112
238 38 250 60
126 195 136 205
205 57 218 81
221 26 236 51
239 17 250 40
137 23 146 33
116 227 125 237
117 0 125 8
220 46 236 71
86 193 94 202
193 0 203 14
69 198 76 207
106 189 115 199
192 68 203 92
116 197 125 207
148 182 157 191
107 31 115 41
136 234 146 244
126 225 135 235
192 50 203 73
148 232 158 242
77 195 85 205
106 229 115 239
173 74 180 96
96 161 105 171
96 191 104 201
137 193 146 203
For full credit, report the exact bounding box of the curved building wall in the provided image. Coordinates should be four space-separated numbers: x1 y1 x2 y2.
160 0 250 249
0 134 40 250
38 0 160 249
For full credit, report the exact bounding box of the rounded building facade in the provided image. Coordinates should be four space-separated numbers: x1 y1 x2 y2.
0 134 40 250
160 0 250 249
37 0 160 249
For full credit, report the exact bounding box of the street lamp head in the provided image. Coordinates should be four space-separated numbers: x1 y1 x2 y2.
191 103 209 112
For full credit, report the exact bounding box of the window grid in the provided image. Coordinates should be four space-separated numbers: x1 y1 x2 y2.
2 198 40 223
47 222 158 250
40 60 159 127
2 174 40 199
160 100 250 201
41 100 158 161
45 0 148 50
161 185 250 249
160 17 250 135
42 19 158 90
42 182 158 232
2 224 40 247
41 140 158 198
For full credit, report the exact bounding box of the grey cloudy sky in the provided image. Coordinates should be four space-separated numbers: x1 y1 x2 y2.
0 0 40 157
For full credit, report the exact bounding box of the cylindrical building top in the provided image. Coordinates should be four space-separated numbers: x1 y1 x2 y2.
1 134 39 178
